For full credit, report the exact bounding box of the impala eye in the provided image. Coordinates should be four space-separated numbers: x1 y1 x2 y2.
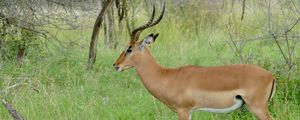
126 48 132 53
126 46 133 54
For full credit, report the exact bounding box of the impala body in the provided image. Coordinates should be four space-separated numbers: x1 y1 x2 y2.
113 3 276 120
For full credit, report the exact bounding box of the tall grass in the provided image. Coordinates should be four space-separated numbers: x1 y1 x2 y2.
1 1 300 120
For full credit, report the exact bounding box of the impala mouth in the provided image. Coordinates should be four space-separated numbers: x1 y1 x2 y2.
117 67 123 72
114 66 123 72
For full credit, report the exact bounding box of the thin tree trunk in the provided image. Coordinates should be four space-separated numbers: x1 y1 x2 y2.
125 0 135 35
107 5 116 48
0 21 4 51
103 14 108 46
116 0 124 34
0 16 8 60
17 44 26 67
86 0 113 70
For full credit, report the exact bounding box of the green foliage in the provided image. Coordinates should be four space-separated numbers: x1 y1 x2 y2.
0 24 44 62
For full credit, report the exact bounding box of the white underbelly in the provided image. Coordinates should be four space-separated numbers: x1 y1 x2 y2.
192 96 244 113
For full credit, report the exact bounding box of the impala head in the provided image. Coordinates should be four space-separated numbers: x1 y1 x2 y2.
113 3 165 72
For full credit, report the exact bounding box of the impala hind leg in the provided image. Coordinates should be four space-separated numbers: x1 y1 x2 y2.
242 96 272 120
177 109 192 120
248 107 272 120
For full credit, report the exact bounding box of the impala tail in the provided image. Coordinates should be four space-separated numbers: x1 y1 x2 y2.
269 78 276 101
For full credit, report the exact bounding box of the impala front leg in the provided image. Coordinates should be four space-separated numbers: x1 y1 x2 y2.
177 109 192 120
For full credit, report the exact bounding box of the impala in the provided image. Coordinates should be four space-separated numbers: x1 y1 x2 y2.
113 3 276 120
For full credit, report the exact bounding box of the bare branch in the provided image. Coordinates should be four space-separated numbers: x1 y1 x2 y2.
1 99 24 120
0 83 28 94
286 16 300 33
271 33 289 66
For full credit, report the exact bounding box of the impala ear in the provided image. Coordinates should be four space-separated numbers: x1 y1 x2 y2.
140 33 159 49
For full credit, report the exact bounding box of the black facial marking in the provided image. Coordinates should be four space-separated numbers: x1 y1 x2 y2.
153 34 159 41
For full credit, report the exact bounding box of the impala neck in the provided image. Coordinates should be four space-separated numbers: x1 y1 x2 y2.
134 48 165 94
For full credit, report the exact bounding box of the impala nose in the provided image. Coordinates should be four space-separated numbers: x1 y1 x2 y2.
113 63 121 71
115 66 120 70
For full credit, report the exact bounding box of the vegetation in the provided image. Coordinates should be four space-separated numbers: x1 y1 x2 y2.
1 0 300 119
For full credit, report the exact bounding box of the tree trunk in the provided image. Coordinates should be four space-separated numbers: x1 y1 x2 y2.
0 15 8 60
86 0 113 70
17 44 26 67
126 0 135 35
116 0 123 34
103 13 108 46
0 23 4 53
107 5 116 48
